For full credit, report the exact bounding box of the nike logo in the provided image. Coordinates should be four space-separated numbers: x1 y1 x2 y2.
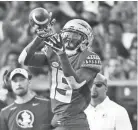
32 103 39 106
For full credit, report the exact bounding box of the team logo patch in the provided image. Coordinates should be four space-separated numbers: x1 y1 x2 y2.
16 110 34 128
52 62 59 68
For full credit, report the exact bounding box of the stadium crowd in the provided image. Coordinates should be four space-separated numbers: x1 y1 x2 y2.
0 1 137 130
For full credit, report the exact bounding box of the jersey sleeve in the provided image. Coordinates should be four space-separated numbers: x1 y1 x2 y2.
80 53 101 73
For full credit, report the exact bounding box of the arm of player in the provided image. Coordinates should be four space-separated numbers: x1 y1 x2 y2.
61 53 101 89
58 52 86 89
0 110 9 130
75 67 98 89
58 52 101 89
78 52 102 89
18 36 49 67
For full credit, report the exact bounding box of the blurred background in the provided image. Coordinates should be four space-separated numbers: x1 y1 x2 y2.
0 1 137 130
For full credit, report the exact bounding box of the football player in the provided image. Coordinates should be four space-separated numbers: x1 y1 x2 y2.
18 9 101 130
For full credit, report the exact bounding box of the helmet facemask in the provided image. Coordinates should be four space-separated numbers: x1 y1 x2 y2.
61 31 88 56
61 19 94 56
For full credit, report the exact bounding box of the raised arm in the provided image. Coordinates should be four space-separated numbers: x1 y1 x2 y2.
58 52 101 89
18 36 49 67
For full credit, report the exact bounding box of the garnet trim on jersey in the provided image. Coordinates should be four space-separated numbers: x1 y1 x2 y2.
81 54 101 71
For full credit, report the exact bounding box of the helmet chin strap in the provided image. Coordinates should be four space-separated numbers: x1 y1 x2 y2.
65 48 78 57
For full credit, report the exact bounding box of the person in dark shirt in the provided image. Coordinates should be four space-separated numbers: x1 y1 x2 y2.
0 68 53 130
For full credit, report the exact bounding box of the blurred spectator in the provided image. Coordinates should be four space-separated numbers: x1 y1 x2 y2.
0 50 21 106
102 20 136 80
2 50 20 69
129 36 137 64
108 20 130 59
43 1 59 15
103 43 118 60
68 1 83 16
126 36 137 79
0 2 8 20
3 21 21 43
94 2 112 42
0 50 20 105
0 88 15 106
59 1 79 18
92 2 113 60
85 73 132 130
104 58 127 80
0 68 53 130
43 1 71 28
6 1 30 26
81 1 99 27
103 37 137 80
0 50 21 89
124 59 137 80
111 1 137 33
122 33 136 50
0 2 9 43
29 1 43 10
2 2 31 48
53 20 61 33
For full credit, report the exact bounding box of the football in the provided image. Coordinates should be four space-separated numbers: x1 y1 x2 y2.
29 7 51 27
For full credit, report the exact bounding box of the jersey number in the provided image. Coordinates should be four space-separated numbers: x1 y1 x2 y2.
50 67 73 103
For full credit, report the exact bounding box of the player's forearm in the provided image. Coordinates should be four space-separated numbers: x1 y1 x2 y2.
58 52 87 89
58 52 77 77
25 36 43 53
18 36 43 65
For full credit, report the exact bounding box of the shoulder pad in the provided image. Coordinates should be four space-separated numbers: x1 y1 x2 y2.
81 53 101 72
